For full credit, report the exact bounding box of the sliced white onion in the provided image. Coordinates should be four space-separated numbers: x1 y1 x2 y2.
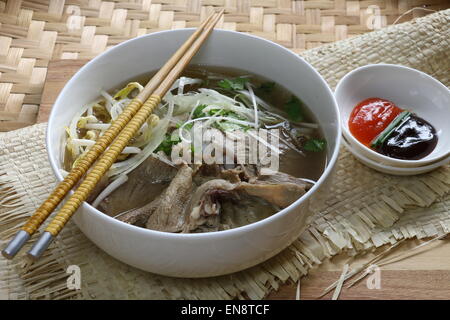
178 116 257 144
84 123 111 130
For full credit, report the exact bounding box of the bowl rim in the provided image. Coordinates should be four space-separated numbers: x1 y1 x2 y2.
46 28 341 239
342 135 450 174
335 63 450 167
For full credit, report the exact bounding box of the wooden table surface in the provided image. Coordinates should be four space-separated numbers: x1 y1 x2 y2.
39 60 450 300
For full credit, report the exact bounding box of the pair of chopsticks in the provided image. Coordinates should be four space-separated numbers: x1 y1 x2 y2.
2 10 224 261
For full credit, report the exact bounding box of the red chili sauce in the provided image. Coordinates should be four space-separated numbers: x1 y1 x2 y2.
348 98 403 146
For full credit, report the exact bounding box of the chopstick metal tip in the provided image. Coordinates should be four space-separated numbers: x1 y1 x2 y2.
27 232 54 261
1 230 30 259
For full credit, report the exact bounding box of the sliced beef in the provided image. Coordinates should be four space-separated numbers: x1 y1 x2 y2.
117 164 193 232
183 179 237 233
219 197 276 230
184 171 312 232
193 164 260 185
258 171 312 187
237 182 306 208
113 158 312 234
116 199 160 227
248 171 313 207
145 164 193 232
98 155 177 216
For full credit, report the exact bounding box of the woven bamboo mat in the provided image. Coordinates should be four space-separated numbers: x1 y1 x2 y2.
0 0 449 131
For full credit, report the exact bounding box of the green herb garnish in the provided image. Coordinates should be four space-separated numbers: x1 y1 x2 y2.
192 104 207 119
210 109 250 132
370 111 411 148
213 121 244 132
216 111 249 131
189 105 250 132
155 133 181 156
304 138 326 152
218 77 249 91
284 96 304 122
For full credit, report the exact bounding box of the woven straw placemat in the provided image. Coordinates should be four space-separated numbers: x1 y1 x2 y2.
1 0 449 132
0 10 449 300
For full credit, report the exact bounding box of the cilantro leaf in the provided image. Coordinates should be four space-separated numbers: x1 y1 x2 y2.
213 121 244 132
189 106 251 132
192 104 207 119
218 77 249 91
284 96 304 122
211 110 250 132
303 138 326 152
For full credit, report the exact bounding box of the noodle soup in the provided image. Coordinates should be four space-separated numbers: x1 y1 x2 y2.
63 66 327 233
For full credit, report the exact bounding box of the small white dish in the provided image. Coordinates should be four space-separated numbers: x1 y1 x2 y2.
342 135 450 176
335 64 450 168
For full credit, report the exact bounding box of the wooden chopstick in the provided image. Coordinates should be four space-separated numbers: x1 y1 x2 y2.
24 10 224 260
1 10 222 260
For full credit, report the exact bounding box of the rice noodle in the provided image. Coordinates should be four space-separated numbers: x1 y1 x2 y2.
246 82 259 128
177 77 186 95
169 77 202 93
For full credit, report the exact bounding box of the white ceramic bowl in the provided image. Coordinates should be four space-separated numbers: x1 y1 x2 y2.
47 29 340 277
342 136 450 176
335 64 450 168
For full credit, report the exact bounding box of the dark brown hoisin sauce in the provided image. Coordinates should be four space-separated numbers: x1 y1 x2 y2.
375 114 438 160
